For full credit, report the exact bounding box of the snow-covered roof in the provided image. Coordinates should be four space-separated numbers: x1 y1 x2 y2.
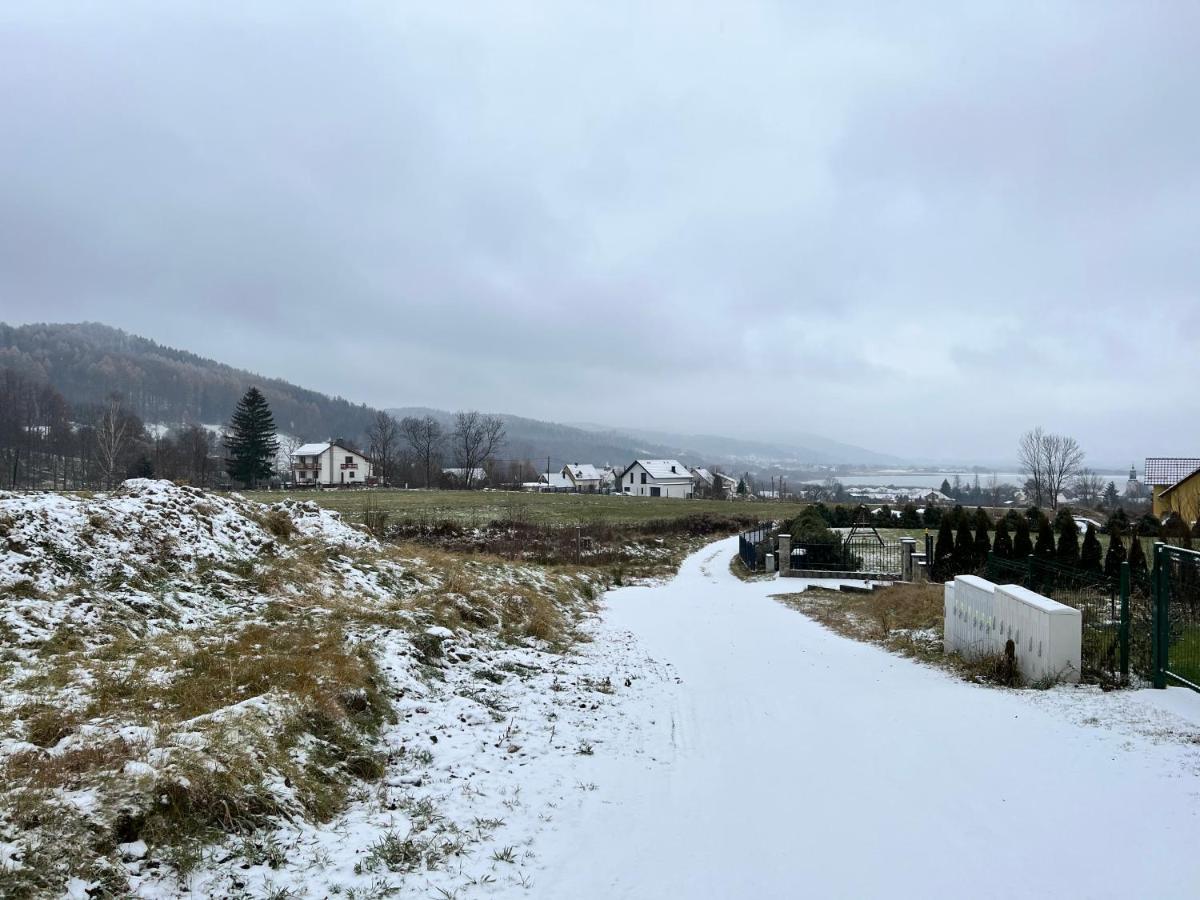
541 473 572 489
293 442 331 456
1144 458 1200 486
292 441 369 459
625 459 692 481
564 464 602 482
690 467 714 485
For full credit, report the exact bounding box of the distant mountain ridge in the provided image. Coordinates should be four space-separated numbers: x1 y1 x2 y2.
1 321 897 469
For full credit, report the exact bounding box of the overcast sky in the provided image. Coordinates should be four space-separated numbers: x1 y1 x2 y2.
1 2 1197 466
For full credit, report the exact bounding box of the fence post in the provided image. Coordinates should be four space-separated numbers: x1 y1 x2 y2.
1119 560 1130 681
1151 542 1166 689
778 534 791 576
900 538 916 582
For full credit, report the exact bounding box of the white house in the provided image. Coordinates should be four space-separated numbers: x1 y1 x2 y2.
691 467 737 496
619 459 694 499
541 472 573 491
291 441 373 487
562 463 602 493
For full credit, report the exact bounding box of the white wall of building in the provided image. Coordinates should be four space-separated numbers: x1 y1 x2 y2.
620 462 694 498
293 445 372 486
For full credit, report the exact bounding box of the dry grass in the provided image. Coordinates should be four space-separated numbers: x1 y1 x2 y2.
0 611 395 896
729 553 773 582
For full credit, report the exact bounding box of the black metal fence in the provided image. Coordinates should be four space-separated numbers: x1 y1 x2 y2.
790 535 905 576
738 526 775 571
986 553 1136 682
1152 543 1200 691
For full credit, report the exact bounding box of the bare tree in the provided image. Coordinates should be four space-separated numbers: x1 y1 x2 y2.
94 395 129 489
367 410 400 485
1071 468 1104 509
1018 427 1084 510
276 432 301 480
400 415 444 489
450 411 506 489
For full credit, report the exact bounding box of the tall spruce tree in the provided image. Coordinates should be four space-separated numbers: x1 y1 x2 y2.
972 508 992 567
1013 517 1034 558
954 518 976 574
993 519 1014 559
1079 524 1103 574
932 518 956 581
1127 535 1149 590
1054 509 1080 568
1034 519 1056 561
224 387 279 489
1104 533 1127 579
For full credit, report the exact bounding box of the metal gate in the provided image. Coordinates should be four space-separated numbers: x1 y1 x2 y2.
738 526 774 572
789 529 904 578
1152 542 1200 691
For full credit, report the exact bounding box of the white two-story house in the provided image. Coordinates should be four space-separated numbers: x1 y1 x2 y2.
562 463 603 492
619 459 694 498
291 441 373 487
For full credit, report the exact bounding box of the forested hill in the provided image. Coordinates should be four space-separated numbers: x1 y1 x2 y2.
0 322 376 441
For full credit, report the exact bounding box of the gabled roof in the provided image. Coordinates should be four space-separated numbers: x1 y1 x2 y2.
690 467 714 485
564 464 601 482
622 459 692 481
1159 466 1200 498
541 472 572 489
293 442 332 456
1144 458 1200 486
292 441 369 459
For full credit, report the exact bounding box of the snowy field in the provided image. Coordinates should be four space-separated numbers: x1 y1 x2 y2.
4 502 1198 898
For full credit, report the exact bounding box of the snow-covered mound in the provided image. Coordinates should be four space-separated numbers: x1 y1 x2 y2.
0 479 384 646
0 479 372 594
0 480 614 898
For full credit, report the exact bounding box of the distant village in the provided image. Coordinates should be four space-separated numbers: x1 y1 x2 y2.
286 438 1196 526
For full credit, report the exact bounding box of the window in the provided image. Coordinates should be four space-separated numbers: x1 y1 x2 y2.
349 471 355 478
641 473 647 484
345 455 353 465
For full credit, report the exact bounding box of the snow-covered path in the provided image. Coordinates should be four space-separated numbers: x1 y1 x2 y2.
533 536 1200 899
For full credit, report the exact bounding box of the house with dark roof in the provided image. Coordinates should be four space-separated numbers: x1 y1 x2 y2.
1145 457 1200 520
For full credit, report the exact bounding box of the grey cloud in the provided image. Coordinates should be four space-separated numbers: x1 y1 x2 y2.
0 1 1197 465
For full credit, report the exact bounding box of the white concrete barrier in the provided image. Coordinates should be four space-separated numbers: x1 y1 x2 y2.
995 584 1081 684
944 575 1081 685
944 575 999 659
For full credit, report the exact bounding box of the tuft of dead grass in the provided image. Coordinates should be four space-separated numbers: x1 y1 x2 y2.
775 582 1027 687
